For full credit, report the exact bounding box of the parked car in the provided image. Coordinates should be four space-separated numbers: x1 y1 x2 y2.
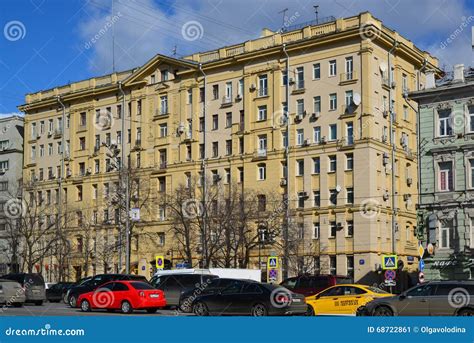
0 279 25 307
78 281 166 314
63 277 92 304
66 274 148 308
306 284 392 316
179 278 240 312
150 272 218 308
46 282 75 303
191 279 307 316
280 274 353 297
357 281 474 316
0 273 45 305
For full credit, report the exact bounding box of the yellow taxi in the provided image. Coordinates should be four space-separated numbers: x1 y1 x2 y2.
306 284 392 316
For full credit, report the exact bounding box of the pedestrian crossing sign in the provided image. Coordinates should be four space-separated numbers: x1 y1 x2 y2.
267 256 278 269
382 255 398 270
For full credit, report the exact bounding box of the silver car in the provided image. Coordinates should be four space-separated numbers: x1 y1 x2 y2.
358 281 474 316
0 279 26 307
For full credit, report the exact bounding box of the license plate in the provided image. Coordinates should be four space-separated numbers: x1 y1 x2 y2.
292 298 301 303
33 290 40 294
149 294 159 298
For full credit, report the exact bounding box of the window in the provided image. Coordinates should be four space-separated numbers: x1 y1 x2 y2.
48 143 53 156
225 140 232 155
295 66 304 89
297 193 305 208
402 73 408 91
313 96 321 113
80 112 86 126
199 87 205 102
225 112 232 128
470 160 474 188
406 225 411 241
347 220 354 237
159 206 166 221
329 60 337 77
94 160 100 173
187 89 192 104
224 168 231 184
238 79 244 96
212 114 218 130
281 70 288 85
39 144 44 157
161 69 168 81
258 106 267 121
329 256 337 275
329 222 337 238
313 191 320 207
346 122 354 145
439 225 452 249
313 157 320 174
79 137 86 150
347 256 354 278
296 99 305 116
438 109 452 137
328 155 336 172
329 189 338 205
403 105 409 121
346 188 354 204
257 163 266 181
438 162 453 191
199 144 204 159
329 93 337 110
0 181 8 191
158 233 165 246
258 75 268 96
160 96 168 114
345 90 353 107
159 177 166 192
313 126 321 143
282 131 288 148
313 63 320 79
329 124 337 141
258 135 267 155
136 100 142 115
468 105 474 132
296 159 304 176
225 82 232 101
31 122 37 139
212 142 218 157
212 85 219 100
238 167 244 183
346 153 353 170
77 185 83 201
239 137 244 154
345 57 353 79
296 129 304 145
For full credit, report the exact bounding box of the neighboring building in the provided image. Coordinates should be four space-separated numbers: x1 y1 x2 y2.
410 65 474 280
0 115 24 275
18 12 439 285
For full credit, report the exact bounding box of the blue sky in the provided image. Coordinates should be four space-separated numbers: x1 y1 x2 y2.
1 0 473 115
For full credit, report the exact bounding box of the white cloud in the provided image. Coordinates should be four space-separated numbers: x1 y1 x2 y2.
77 0 473 73
0 112 23 118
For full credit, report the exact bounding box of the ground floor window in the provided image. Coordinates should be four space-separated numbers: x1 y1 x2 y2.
329 256 337 275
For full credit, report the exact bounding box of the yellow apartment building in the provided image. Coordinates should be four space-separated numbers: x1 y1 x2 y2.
18 12 440 286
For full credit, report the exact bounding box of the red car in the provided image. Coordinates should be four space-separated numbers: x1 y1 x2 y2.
77 280 166 314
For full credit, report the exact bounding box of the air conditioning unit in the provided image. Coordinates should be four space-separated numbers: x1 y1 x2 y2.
86 168 92 175
249 84 256 91
288 78 295 85
0 168 6 174
303 138 311 146
391 81 397 89
383 191 390 201
407 177 413 186
403 194 411 201
36 133 41 139
280 178 287 186
321 136 327 144
47 130 53 137
235 94 242 101
177 123 185 135
383 110 389 118
298 191 308 198
311 112 321 120
295 113 304 122
400 136 408 146
66 169 72 177
337 222 346 230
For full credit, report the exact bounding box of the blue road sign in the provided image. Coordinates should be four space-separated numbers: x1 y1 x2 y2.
382 255 397 270
419 259 425 272
359 259 365 265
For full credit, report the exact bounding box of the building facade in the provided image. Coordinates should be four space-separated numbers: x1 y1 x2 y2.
410 65 474 281
18 12 439 285
0 115 24 275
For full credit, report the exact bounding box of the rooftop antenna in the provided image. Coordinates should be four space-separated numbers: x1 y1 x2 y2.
278 8 288 32
172 45 177 57
313 5 319 24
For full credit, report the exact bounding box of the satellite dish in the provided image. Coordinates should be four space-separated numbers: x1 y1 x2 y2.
353 92 361 106
335 185 342 193
379 62 387 73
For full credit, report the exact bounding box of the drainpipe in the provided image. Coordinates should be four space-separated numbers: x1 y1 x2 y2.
118 82 129 273
282 43 290 279
388 41 399 255
199 63 208 268
56 96 66 224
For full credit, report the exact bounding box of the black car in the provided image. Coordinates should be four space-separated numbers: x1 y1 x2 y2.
179 278 239 312
1 273 46 305
66 274 148 307
191 279 307 316
150 273 218 307
46 282 75 303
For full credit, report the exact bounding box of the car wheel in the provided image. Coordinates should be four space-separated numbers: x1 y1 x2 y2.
306 305 315 316
179 297 192 313
34 301 43 306
251 303 268 317
121 301 133 314
63 294 69 304
193 302 209 316
373 306 393 316
457 308 474 316
69 295 77 308
80 300 91 312
146 308 158 314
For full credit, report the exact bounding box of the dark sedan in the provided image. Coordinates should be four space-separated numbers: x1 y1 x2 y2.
179 278 239 312
46 282 75 303
191 279 306 316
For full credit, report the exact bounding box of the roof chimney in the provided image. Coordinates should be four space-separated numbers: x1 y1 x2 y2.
425 71 436 89
453 64 465 83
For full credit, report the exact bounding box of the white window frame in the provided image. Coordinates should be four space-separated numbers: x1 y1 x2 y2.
329 93 337 111
313 126 321 143
439 226 450 249
313 223 320 239
329 124 337 141
329 60 337 77
257 164 266 181
313 63 321 80
296 129 304 145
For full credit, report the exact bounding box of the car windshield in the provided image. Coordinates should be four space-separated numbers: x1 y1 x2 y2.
130 282 155 290
366 286 389 294
25 274 44 286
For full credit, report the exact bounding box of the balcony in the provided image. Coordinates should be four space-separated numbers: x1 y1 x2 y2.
221 95 233 107
339 71 358 84
341 104 358 116
253 149 267 161
54 128 63 137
